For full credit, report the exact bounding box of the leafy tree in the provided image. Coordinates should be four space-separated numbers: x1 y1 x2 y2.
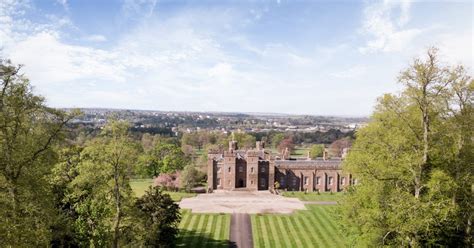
270 133 285 148
135 187 181 247
140 142 188 177
70 120 139 247
50 145 83 247
227 132 256 149
277 137 294 154
328 137 352 157
180 163 199 192
0 59 76 246
339 48 473 247
309 144 325 159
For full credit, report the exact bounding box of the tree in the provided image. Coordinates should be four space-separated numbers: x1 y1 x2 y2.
70 120 139 247
328 137 352 157
309 144 325 159
339 48 473 247
277 137 294 154
140 142 188 177
135 187 181 247
0 59 76 246
271 133 285 149
180 163 199 192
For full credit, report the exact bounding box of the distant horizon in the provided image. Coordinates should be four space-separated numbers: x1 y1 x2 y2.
59 106 370 119
1 1 472 116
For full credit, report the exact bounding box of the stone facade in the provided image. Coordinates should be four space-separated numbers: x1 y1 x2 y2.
207 141 353 192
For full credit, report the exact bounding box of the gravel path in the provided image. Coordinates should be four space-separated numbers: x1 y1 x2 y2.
179 191 306 214
230 213 253 248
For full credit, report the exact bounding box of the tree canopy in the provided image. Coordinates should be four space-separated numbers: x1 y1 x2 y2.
339 48 473 247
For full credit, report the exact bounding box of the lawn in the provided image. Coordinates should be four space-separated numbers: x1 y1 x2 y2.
177 210 231 247
291 148 309 157
251 205 346 248
130 178 196 201
281 191 343 202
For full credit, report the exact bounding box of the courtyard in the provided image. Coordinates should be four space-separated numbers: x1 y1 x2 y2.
179 190 306 214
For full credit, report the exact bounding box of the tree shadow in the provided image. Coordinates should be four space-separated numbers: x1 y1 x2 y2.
177 229 235 248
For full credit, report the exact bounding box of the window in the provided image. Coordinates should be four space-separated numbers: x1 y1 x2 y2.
328 177 333 185
251 180 254 185
341 177 346 185
251 167 254 173
316 177 321 185
304 176 309 185
239 166 243 173
228 167 231 173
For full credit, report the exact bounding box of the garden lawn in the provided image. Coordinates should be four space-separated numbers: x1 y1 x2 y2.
281 191 343 201
251 205 346 248
130 179 196 201
177 210 231 247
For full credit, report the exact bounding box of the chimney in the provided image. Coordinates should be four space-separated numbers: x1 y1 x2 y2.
323 148 328 161
229 140 238 152
256 141 262 151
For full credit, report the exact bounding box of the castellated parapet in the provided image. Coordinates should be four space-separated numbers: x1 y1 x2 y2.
207 141 353 192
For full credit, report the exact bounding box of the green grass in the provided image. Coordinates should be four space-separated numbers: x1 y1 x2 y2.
177 210 231 247
130 178 196 201
281 191 343 201
291 148 309 157
251 205 346 248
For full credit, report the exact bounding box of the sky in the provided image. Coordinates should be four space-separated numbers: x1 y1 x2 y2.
0 0 472 116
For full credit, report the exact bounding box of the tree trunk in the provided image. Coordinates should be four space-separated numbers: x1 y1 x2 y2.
112 165 121 248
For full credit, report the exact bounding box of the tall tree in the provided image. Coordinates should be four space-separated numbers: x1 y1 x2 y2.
70 120 139 247
339 48 473 247
135 187 181 247
0 59 75 246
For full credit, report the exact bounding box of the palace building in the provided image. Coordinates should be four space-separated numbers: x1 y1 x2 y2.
207 141 354 192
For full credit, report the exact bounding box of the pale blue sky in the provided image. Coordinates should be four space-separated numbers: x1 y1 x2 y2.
0 0 472 116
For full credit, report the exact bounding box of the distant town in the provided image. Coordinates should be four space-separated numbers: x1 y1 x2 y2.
65 108 368 136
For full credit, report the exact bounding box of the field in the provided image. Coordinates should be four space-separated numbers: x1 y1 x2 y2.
177 210 231 247
251 205 346 248
130 178 196 201
281 191 343 201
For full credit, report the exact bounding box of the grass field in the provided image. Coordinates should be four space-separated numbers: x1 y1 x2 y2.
291 148 309 157
281 191 343 201
177 210 231 247
130 178 196 201
251 205 346 248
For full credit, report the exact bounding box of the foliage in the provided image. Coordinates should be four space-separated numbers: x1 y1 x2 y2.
154 172 180 191
139 141 188 177
0 59 76 246
277 136 295 154
135 187 181 247
309 144 325 159
67 120 140 247
328 137 352 157
180 163 199 192
339 48 473 247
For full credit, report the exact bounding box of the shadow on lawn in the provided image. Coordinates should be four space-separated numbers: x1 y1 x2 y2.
177 230 235 248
